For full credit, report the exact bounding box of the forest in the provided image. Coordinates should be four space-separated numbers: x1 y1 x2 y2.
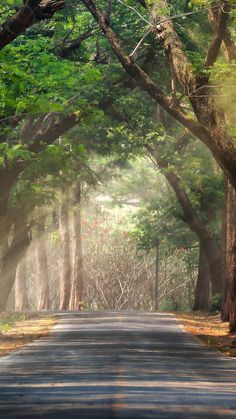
0 0 236 330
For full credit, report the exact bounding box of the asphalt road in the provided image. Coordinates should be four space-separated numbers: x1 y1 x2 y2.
0 311 236 418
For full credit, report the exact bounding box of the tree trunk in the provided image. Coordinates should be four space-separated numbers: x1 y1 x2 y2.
219 35 236 324
0 214 29 311
59 198 71 310
225 183 236 332
6 286 15 311
15 257 29 311
221 179 236 330
193 244 210 311
36 217 50 310
154 243 159 311
221 177 230 320
69 182 84 310
201 236 222 296
163 169 222 295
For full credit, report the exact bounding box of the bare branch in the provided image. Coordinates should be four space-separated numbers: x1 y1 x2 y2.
58 29 95 58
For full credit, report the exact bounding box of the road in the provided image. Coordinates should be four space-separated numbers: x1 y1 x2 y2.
0 311 236 418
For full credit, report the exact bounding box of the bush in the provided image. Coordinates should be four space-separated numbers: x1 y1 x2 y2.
209 293 222 313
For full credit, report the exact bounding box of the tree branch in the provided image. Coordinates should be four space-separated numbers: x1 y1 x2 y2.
82 0 236 187
208 3 236 61
0 0 65 50
58 29 95 58
204 1 231 68
0 112 80 216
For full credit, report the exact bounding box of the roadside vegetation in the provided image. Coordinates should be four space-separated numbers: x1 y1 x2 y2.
178 312 236 358
0 313 57 357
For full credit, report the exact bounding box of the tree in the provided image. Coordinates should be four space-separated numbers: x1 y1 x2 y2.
15 256 29 311
69 181 84 310
193 246 211 311
82 0 236 185
0 210 30 310
147 144 222 297
222 181 236 330
59 195 71 310
90 85 222 307
0 0 235 327
36 214 50 310
79 0 236 321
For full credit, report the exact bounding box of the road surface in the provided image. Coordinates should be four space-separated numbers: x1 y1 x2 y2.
0 311 236 418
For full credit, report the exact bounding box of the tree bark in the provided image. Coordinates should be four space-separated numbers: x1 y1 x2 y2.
15 257 29 311
219 177 236 330
221 176 230 320
69 182 84 310
225 183 236 332
193 244 210 311
200 236 222 297
36 216 50 310
59 198 71 310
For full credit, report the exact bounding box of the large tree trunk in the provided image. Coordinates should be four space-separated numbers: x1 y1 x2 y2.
69 182 84 310
221 179 236 330
218 28 236 326
15 257 29 311
0 214 29 311
36 217 50 310
201 236 222 297
193 244 210 311
59 198 71 310
221 177 230 321
225 183 236 332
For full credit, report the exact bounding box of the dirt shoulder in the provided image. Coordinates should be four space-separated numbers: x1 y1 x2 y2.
0 313 57 357
176 312 236 358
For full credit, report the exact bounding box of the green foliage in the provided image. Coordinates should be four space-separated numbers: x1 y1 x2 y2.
130 195 197 252
209 293 222 314
0 314 25 333
0 143 34 167
0 33 102 119
211 62 236 139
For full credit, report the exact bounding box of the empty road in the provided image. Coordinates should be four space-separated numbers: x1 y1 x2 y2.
0 312 236 418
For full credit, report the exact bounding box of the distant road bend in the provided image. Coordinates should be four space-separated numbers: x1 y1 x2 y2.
0 312 236 418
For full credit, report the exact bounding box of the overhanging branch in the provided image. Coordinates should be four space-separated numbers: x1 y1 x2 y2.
0 0 65 50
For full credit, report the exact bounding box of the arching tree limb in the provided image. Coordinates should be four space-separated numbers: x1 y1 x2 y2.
0 0 65 50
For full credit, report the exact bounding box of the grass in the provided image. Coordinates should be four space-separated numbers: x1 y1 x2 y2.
0 313 57 357
177 312 236 358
